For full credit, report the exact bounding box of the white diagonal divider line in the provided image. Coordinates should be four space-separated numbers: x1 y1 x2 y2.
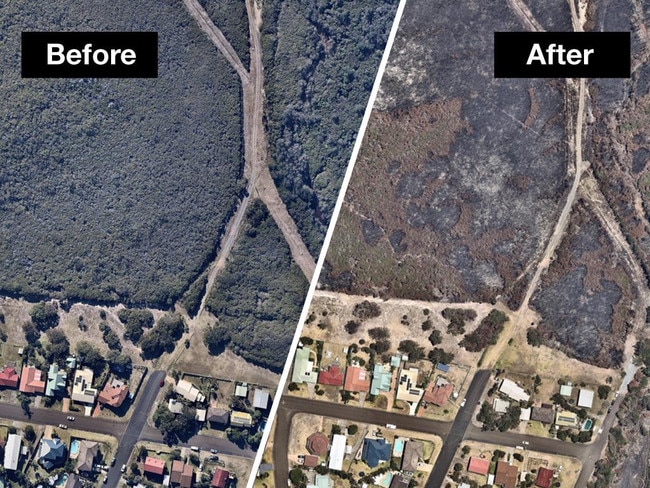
245 0 410 485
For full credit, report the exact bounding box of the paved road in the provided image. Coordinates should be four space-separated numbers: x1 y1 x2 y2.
0 403 126 437
426 370 491 487
273 396 453 488
105 370 166 488
140 426 256 458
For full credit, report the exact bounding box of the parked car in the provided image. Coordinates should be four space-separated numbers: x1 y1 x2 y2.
190 446 200 452
121 464 126 473
110 458 116 466
385 424 396 430
210 449 218 454
460 398 467 407
159 379 165 387
58 424 67 429
103 475 108 484
67 416 75 421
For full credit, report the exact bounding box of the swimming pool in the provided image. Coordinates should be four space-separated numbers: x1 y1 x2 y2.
393 438 405 456
55 474 68 487
70 439 80 456
582 419 593 431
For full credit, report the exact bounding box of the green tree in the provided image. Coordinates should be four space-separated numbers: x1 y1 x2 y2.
29 302 59 330
23 425 36 442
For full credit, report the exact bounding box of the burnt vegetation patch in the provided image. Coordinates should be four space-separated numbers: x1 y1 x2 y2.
322 0 568 307
531 204 636 368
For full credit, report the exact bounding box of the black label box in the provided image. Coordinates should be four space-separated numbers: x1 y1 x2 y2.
22 32 158 78
494 31 630 78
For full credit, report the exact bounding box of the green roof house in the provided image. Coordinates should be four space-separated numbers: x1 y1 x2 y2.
46 364 67 397
370 364 392 396
291 347 317 384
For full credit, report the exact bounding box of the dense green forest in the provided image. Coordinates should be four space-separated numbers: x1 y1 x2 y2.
0 1 244 306
199 0 250 68
261 0 398 255
204 200 308 370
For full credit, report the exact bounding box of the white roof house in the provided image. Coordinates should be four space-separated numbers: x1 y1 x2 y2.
71 368 98 404
559 384 573 397
577 389 594 408
4 434 21 470
253 389 270 409
493 398 510 413
499 378 530 402
328 434 346 470
175 379 205 403
520 407 532 421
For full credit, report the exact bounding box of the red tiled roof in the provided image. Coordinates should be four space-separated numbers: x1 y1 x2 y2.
318 366 344 386
423 382 453 406
344 366 370 393
535 467 554 488
144 456 165 476
98 383 129 408
211 468 229 488
306 432 329 456
467 457 490 475
495 461 518 488
303 455 319 467
0 367 19 388
180 463 194 488
171 460 184 484
19 365 45 394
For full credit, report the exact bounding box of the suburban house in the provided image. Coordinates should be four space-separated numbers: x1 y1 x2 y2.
370 364 392 396
555 410 579 427
170 460 194 487
390 474 410 488
75 441 99 473
303 454 319 468
230 411 253 428
211 468 229 488
98 379 129 408
19 365 45 394
64 474 84 488
168 399 184 414
253 389 270 410
498 378 530 402
317 365 344 387
423 377 453 406
206 407 229 427
531 405 554 424
292 347 318 384
495 461 518 488
4 434 21 470
559 384 573 397
577 389 594 409
535 467 555 488
38 438 67 470
343 366 371 393
234 383 248 398
175 379 205 403
401 440 423 473
196 408 207 422
71 368 97 405
46 364 67 397
328 434 346 470
143 456 166 477
493 398 510 414
0 366 19 388
520 407 532 421
306 432 329 456
396 368 424 408
467 457 490 475
361 438 391 468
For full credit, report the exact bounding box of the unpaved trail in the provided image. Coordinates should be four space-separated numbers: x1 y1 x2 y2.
182 0 315 284
507 0 545 31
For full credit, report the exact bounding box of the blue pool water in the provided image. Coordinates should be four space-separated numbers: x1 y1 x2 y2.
55 474 68 486
393 438 405 456
70 440 80 456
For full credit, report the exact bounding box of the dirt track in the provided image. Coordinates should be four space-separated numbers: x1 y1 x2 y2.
182 0 316 286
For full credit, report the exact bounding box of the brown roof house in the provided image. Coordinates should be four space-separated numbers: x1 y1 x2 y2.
400 440 423 473
495 461 518 488
19 365 45 394
306 432 329 456
75 441 99 473
211 468 230 488
98 379 129 408
171 460 194 487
